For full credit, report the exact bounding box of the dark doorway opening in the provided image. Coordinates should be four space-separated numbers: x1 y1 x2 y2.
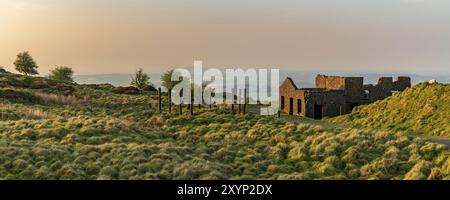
281 96 285 110
297 99 302 114
314 103 323 119
289 98 293 115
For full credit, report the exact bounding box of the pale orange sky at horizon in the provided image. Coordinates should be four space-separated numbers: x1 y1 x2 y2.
1 0 450 75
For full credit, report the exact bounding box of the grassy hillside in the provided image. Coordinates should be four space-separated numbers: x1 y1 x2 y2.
332 83 450 137
1 73 450 180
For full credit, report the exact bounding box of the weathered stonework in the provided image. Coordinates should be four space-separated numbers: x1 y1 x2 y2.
280 74 411 119
363 76 412 102
315 75 364 113
279 78 345 119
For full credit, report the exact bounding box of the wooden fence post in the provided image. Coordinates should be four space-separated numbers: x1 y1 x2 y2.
190 90 194 116
231 89 236 114
168 89 172 113
158 88 162 113
243 88 247 114
237 89 241 114
179 89 183 115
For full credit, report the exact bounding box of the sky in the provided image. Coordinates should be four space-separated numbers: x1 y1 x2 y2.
0 0 449 75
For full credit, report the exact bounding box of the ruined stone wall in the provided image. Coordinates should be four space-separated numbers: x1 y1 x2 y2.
280 75 411 118
279 78 307 115
304 90 345 119
315 75 363 113
363 76 411 102
343 77 364 113
393 76 411 91
280 77 346 118
362 77 393 102
315 75 346 90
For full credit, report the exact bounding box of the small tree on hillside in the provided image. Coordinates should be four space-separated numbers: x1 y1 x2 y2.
14 52 39 75
49 66 74 82
131 68 150 91
161 70 182 113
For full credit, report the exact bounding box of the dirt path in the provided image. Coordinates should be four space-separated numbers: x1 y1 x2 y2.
410 135 450 147
248 105 336 129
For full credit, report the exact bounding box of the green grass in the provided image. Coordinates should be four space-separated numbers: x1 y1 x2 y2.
0 73 450 180
331 83 450 137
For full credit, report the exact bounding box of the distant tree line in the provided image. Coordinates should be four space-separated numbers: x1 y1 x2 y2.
8 51 74 83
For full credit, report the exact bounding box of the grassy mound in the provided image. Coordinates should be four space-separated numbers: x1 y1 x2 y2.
0 73 75 95
332 83 450 137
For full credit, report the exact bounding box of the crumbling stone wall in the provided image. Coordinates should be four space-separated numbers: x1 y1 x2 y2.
363 76 411 102
393 76 411 91
303 90 345 119
363 77 393 102
280 78 345 119
316 75 363 113
279 78 306 115
343 77 364 113
280 75 411 118
315 75 345 90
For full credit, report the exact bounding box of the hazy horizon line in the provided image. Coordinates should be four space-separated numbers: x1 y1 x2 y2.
72 69 450 77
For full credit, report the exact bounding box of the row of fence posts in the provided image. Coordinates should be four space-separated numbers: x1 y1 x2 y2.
157 88 248 115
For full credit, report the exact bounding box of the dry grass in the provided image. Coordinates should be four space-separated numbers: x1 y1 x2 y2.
23 108 56 119
0 102 56 120
34 92 78 105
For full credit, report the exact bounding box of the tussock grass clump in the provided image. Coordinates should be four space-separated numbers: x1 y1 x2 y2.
34 92 78 105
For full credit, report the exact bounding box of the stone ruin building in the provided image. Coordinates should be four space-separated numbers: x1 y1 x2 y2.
279 74 411 119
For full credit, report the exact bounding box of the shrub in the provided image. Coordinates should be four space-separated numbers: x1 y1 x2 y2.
48 66 74 83
14 52 39 76
131 68 150 91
